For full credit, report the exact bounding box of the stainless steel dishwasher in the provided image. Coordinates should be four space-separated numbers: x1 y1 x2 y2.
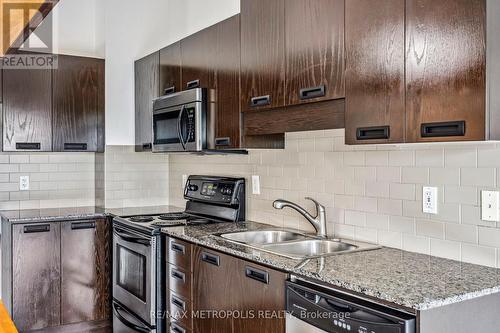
286 279 416 333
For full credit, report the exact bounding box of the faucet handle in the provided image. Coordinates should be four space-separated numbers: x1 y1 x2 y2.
304 197 325 216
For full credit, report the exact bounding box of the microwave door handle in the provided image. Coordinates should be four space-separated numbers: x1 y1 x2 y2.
177 105 187 150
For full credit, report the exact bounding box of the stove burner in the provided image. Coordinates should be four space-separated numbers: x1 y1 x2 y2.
129 216 154 223
158 212 190 220
151 221 185 227
187 218 211 225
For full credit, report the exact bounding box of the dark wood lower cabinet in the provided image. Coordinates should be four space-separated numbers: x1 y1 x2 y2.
12 222 61 332
192 245 286 333
192 247 238 333
3 218 111 332
232 261 287 333
61 219 111 324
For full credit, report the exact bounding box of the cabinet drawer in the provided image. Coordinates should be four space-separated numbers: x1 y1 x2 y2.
169 291 192 330
168 238 192 270
170 319 192 333
169 265 192 300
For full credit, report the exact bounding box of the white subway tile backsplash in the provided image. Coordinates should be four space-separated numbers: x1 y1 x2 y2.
365 151 389 166
376 167 401 183
402 167 429 184
461 244 496 267
389 216 415 234
389 151 414 166
430 239 461 261
416 150 444 167
478 226 500 248
460 168 496 187
445 223 477 244
445 148 477 167
169 129 500 268
445 186 478 205
390 183 416 200
416 219 445 239
429 168 460 185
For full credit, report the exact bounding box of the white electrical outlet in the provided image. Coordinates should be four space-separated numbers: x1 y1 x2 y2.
422 186 438 214
481 190 500 222
182 174 188 191
19 176 30 191
251 175 260 195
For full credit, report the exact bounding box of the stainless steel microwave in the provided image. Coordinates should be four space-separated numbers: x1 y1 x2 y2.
152 88 207 152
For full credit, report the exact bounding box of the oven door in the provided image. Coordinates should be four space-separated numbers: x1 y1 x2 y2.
152 101 205 152
113 226 156 326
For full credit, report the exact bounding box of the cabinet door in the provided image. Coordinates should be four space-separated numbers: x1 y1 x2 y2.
232 261 287 333
241 0 285 112
135 51 159 151
285 0 345 106
3 62 52 151
12 222 61 331
345 0 405 144
159 42 181 96
406 0 486 142
53 55 104 152
180 26 217 91
192 246 238 333
214 15 241 149
61 219 111 324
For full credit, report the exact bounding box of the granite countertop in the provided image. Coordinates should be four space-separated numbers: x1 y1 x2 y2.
0 205 181 223
160 221 500 312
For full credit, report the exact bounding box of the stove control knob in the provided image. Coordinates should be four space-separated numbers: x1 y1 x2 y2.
188 184 198 192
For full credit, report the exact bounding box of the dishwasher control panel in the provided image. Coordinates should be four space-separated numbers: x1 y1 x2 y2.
285 281 416 333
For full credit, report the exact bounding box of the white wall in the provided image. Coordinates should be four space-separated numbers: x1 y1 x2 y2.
104 0 240 145
27 0 105 57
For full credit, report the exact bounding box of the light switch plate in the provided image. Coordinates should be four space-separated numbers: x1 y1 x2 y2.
481 190 500 222
251 175 260 195
182 174 188 191
423 186 438 214
19 176 30 191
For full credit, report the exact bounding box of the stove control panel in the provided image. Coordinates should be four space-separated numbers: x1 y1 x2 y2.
184 175 245 206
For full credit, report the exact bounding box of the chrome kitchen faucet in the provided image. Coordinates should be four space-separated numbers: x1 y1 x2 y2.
273 197 327 238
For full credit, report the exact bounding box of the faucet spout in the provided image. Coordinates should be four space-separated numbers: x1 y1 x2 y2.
273 197 327 238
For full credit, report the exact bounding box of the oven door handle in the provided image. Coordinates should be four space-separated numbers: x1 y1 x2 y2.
177 105 187 150
113 228 151 246
113 302 150 333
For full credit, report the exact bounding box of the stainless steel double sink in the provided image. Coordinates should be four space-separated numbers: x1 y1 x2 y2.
217 229 379 260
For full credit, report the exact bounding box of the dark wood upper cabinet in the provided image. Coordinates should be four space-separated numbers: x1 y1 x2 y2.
53 55 105 152
61 219 111 325
344 0 406 144
3 62 52 151
181 26 217 92
159 42 181 96
135 51 159 152
12 222 61 331
241 0 285 112
405 0 486 142
285 0 345 106
180 15 241 149
214 15 241 149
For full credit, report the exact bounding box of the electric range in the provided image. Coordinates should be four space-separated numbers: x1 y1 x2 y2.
111 175 246 333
